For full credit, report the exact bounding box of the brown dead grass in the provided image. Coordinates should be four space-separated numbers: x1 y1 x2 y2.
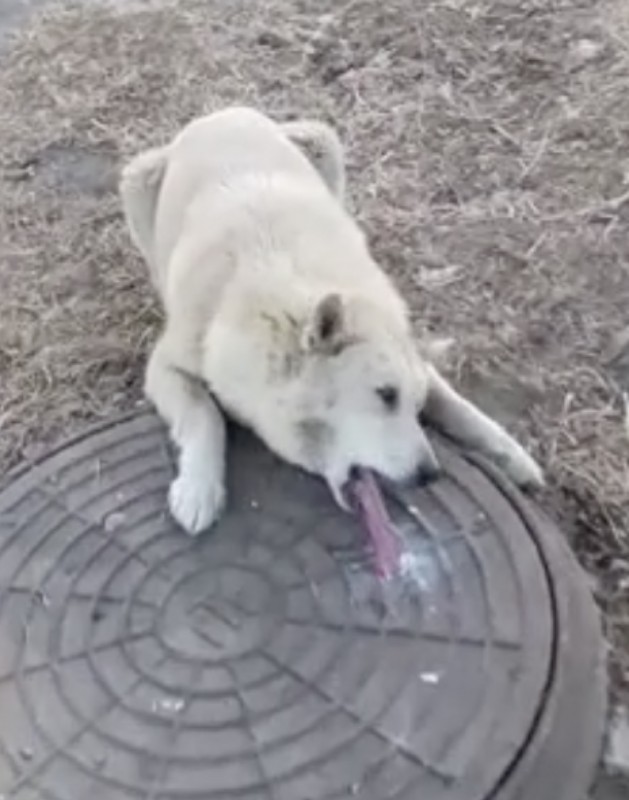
0 0 628 698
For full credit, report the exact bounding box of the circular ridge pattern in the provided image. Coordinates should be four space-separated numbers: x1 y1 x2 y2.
0 413 600 799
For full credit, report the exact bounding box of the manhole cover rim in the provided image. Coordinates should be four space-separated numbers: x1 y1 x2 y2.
464 453 608 800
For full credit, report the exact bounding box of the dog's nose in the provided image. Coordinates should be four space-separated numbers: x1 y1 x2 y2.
416 461 442 487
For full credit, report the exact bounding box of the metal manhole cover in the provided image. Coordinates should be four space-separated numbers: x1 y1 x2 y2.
0 413 606 799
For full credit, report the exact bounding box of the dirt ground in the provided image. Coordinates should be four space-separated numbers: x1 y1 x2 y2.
0 0 628 730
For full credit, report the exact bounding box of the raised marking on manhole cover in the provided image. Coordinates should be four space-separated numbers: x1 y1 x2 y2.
159 565 279 660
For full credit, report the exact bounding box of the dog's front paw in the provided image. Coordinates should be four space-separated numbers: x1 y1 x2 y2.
168 472 226 535
502 448 544 491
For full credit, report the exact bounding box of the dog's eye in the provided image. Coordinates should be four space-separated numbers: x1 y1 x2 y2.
376 385 399 411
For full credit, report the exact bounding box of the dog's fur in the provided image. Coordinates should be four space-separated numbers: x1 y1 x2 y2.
120 107 543 534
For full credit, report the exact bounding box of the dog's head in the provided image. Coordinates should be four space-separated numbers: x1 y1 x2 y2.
267 292 446 505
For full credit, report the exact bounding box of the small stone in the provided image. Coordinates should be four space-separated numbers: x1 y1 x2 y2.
18 747 33 761
152 696 185 714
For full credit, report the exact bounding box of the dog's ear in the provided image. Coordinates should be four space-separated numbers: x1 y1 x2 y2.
304 293 346 355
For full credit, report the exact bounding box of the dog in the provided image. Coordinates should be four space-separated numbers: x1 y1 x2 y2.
120 106 543 535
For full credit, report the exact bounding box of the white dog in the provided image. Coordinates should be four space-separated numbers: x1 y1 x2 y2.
120 107 543 536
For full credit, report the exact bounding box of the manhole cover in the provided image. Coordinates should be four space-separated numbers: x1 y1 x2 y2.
0 413 606 799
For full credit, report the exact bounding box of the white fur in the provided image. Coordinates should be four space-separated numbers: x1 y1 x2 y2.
120 107 543 535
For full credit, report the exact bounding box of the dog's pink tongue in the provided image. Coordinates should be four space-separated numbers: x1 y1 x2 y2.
348 468 401 578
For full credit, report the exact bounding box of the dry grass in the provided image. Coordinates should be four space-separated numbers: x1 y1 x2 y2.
0 0 628 699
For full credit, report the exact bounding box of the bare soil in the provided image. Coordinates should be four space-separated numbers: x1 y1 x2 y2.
0 0 628 709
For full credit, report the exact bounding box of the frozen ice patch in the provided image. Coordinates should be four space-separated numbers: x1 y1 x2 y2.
399 548 441 593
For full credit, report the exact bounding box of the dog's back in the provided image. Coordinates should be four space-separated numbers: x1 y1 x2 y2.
122 109 337 286
123 107 395 321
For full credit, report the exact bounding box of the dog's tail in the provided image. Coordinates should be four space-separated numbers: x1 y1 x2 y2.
119 145 169 274
281 119 345 202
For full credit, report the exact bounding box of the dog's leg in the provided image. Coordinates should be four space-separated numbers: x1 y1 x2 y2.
145 334 226 534
119 145 169 275
281 120 346 201
423 365 544 489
